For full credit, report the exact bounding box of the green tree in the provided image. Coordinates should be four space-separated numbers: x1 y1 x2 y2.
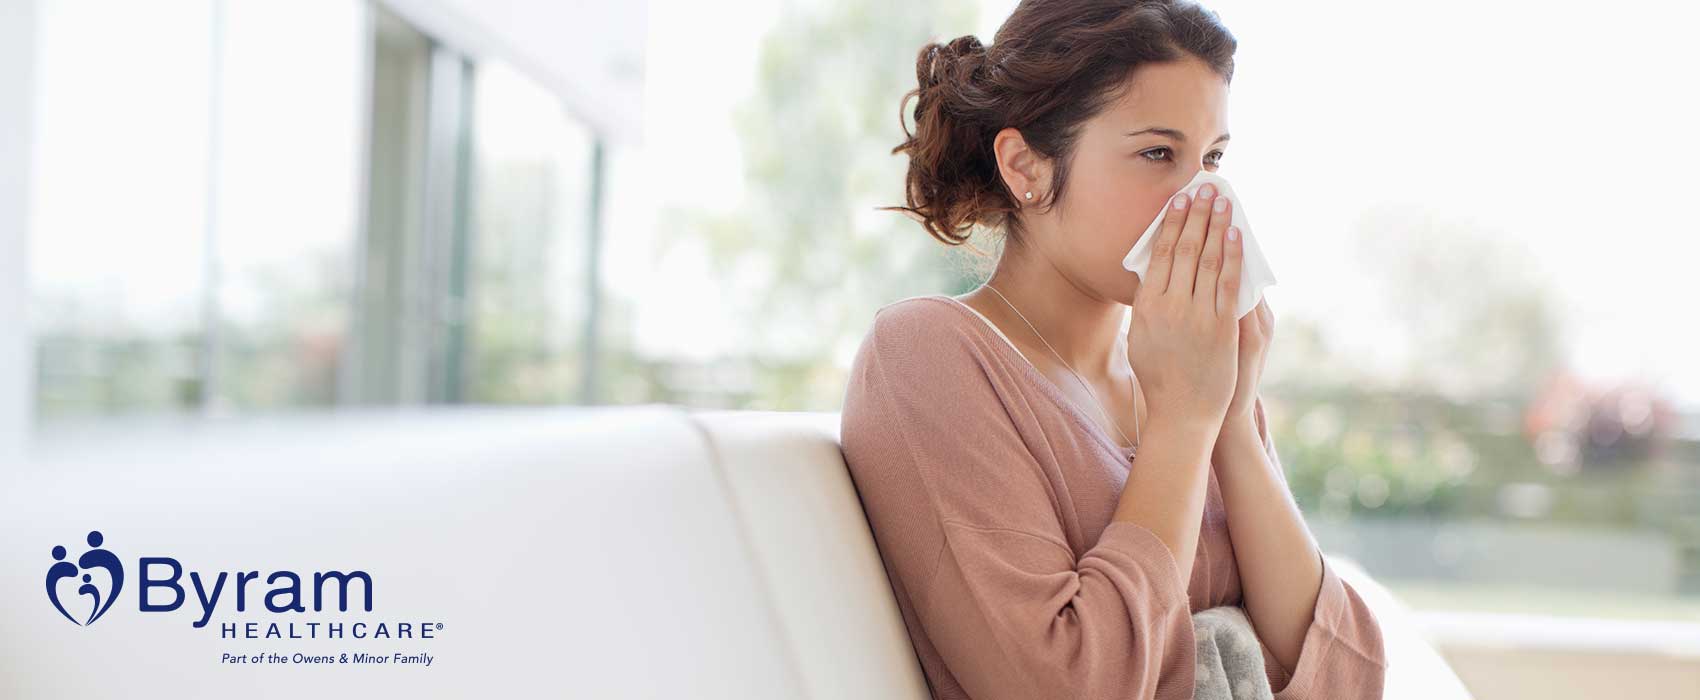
655 0 986 409
1351 203 1566 400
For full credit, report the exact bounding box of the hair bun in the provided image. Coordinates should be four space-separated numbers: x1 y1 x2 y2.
922 35 990 92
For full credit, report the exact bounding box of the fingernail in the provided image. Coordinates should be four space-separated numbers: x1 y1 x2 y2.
1199 183 1216 198
1172 193 1188 209
1213 196 1228 212
1227 227 1239 241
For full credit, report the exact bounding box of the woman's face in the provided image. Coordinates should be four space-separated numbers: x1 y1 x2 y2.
1028 57 1231 306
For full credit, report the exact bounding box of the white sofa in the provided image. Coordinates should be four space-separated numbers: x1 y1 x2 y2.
0 404 1473 698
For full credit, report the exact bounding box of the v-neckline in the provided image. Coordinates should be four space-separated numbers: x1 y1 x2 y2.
925 295 1140 462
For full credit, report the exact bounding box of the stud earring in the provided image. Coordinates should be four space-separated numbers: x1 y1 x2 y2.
1024 191 1033 200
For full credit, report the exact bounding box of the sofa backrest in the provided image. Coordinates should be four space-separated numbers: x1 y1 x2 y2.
0 404 929 699
688 409 932 700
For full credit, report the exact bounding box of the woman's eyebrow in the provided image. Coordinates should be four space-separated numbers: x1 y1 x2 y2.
1124 127 1231 144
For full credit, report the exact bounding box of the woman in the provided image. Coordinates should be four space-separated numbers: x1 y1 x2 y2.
838 1 1387 699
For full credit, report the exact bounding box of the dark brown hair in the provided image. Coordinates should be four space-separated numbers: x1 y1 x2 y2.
882 0 1237 251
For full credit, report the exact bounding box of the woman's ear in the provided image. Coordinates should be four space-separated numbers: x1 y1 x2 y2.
993 126 1049 207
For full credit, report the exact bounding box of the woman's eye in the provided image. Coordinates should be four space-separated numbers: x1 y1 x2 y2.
1140 147 1227 166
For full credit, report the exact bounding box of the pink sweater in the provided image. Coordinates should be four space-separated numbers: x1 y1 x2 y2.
839 295 1387 700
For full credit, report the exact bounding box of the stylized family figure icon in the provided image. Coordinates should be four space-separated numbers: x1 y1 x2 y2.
46 530 124 626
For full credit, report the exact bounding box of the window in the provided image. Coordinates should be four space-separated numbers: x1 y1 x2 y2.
211 0 366 411
30 0 367 422
465 61 599 404
31 0 216 421
25 1 613 419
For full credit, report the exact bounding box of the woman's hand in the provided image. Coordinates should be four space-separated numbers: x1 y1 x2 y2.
1126 182 1243 432
1225 297 1273 430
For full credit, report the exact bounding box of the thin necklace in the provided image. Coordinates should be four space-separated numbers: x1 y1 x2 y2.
983 283 1140 455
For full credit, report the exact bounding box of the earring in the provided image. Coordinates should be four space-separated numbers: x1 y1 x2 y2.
1024 191 1034 201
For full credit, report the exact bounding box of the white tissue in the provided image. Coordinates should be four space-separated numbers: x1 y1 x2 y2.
1121 170 1276 319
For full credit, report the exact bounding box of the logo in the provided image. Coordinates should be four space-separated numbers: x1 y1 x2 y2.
38 529 441 646
46 530 124 627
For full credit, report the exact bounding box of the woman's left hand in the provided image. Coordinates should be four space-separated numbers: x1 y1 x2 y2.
1223 297 1273 431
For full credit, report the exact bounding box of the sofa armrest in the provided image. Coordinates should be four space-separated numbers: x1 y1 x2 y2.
1326 554 1476 700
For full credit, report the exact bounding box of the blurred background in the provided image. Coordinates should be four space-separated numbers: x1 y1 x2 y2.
3 0 1699 696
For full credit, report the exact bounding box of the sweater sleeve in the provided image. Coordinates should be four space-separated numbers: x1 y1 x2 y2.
1249 395 1389 699
839 304 1197 700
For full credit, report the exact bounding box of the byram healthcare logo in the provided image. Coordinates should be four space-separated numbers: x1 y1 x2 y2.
41 529 443 644
46 530 123 626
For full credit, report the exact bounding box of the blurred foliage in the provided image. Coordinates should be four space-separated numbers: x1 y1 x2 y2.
650 0 987 410
1349 204 1568 399
1270 386 1696 527
210 248 348 410
467 158 588 405
1248 209 1700 598
1254 202 1580 521
1270 390 1479 520
33 246 349 419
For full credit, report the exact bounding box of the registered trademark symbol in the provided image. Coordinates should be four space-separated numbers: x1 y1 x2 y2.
435 623 444 631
